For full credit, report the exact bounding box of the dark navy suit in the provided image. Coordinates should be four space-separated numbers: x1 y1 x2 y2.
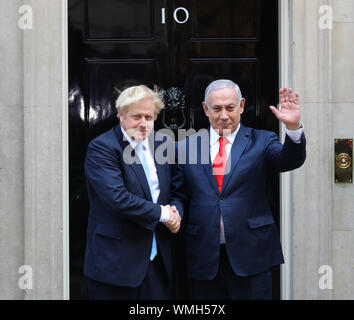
171 124 306 299
84 125 175 299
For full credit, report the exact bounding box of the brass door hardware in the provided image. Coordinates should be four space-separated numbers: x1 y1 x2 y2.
335 139 353 183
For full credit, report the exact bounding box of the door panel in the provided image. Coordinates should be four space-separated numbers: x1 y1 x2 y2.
86 0 154 39
68 0 279 299
85 59 158 139
184 58 259 131
192 0 259 39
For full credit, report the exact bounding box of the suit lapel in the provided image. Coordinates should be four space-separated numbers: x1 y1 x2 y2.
202 162 220 194
115 125 153 201
221 124 250 193
201 128 220 193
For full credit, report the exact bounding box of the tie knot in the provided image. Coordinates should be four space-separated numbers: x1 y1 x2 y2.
219 137 228 147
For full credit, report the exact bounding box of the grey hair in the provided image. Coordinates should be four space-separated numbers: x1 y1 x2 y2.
204 79 242 108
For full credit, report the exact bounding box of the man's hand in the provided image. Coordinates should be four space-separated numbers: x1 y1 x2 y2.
269 88 301 130
163 205 181 234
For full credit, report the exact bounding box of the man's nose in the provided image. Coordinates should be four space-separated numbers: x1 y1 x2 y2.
220 108 228 119
139 117 147 127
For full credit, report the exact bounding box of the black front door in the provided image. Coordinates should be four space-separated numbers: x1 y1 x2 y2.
68 0 279 299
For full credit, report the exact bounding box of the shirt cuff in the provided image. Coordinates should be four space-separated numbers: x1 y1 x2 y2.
285 122 304 144
160 205 170 222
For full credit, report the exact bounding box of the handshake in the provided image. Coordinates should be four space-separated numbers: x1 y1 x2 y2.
162 205 181 234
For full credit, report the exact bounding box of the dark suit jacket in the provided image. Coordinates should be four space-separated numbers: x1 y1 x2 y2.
83 125 175 287
171 124 306 280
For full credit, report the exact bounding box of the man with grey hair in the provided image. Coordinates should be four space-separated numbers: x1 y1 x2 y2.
84 85 182 299
171 79 306 299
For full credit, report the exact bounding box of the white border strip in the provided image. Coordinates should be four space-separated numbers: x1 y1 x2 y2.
279 0 293 300
62 0 70 300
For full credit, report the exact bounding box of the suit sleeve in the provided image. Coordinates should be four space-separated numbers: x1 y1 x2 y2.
84 139 161 231
264 131 306 172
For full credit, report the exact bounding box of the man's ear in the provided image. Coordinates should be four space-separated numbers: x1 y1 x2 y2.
118 110 124 122
239 98 246 114
202 102 209 117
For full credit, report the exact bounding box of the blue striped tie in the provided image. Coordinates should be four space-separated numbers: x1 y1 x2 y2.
138 143 157 261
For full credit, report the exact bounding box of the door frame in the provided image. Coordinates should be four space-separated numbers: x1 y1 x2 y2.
279 0 294 300
63 0 70 300
62 0 294 300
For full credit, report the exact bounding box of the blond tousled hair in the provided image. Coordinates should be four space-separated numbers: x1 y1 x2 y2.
116 85 164 116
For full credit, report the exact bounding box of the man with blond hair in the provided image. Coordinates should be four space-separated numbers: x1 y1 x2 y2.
84 85 181 299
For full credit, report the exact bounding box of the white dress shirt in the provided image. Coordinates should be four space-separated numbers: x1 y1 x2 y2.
210 123 304 244
121 127 169 222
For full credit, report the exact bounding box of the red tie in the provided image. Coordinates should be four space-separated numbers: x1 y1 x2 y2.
212 137 228 192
